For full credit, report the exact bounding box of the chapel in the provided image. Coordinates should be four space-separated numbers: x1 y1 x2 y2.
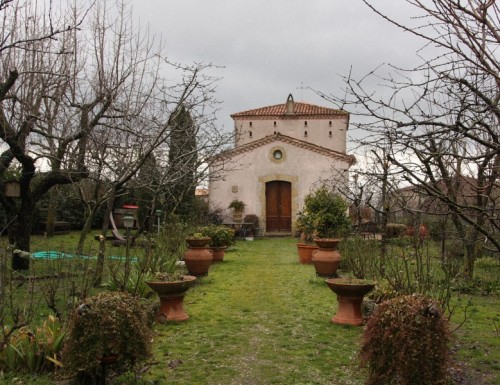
208 94 355 235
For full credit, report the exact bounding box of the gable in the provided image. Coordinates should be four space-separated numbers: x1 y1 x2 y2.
213 133 355 165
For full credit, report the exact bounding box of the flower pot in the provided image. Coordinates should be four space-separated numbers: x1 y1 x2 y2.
311 238 341 276
210 246 227 262
184 247 213 276
325 278 375 326
185 237 211 248
146 275 197 322
296 243 318 264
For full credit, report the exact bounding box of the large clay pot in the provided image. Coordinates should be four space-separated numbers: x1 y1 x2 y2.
311 238 341 276
325 278 375 326
296 243 318 264
210 247 227 262
146 275 197 322
184 247 213 276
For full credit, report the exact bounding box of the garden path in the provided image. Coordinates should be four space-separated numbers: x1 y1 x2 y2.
147 237 365 385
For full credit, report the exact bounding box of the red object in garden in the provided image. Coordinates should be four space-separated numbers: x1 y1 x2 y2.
146 276 197 322
122 204 139 209
296 243 318 264
184 238 213 276
311 238 341 276
210 247 227 262
325 278 375 326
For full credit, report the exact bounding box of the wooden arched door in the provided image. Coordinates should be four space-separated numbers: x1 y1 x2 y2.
266 181 291 232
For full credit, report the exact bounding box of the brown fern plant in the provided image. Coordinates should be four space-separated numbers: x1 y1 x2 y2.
360 294 451 385
62 291 152 379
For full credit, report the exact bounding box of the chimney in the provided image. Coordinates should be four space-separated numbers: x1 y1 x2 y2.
285 94 295 115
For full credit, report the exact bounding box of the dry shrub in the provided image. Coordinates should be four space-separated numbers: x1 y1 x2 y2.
62 291 152 380
360 294 450 385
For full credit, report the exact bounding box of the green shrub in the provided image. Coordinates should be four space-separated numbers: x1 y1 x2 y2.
198 224 235 247
296 186 350 239
360 294 450 385
339 238 380 279
62 291 152 380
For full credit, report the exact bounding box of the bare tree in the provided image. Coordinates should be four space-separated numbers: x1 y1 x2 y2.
0 0 89 268
319 0 499 277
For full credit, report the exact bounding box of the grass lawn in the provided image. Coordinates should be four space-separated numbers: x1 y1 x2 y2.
145 237 364 385
0 235 498 384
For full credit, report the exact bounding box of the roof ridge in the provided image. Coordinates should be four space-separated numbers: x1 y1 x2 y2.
230 100 348 118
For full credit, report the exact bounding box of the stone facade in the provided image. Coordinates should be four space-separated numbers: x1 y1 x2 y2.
208 95 355 234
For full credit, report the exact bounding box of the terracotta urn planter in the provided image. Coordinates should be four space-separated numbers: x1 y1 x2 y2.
325 278 375 326
311 238 341 276
185 237 211 248
184 238 213 276
210 246 227 262
296 243 318 264
146 275 197 322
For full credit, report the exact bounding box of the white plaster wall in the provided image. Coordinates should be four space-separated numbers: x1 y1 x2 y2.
209 140 350 230
235 116 348 153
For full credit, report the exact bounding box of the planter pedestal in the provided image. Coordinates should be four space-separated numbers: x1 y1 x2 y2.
325 278 375 326
312 238 341 276
146 276 196 322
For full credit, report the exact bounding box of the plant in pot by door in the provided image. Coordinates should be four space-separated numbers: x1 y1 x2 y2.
300 186 350 276
228 199 245 222
144 228 197 322
184 232 213 276
295 210 318 264
325 276 375 326
198 224 235 262
62 291 152 384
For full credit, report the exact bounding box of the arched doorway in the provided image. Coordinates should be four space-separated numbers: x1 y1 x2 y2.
265 181 291 232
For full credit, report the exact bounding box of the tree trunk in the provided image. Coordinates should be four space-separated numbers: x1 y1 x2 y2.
12 199 34 270
45 190 57 237
76 205 96 255
93 189 115 286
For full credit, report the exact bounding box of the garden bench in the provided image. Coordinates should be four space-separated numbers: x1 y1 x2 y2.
355 222 377 239
40 221 71 234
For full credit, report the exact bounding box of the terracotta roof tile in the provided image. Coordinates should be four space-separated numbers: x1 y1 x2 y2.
231 101 347 119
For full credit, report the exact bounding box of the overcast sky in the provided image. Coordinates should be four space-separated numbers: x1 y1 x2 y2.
131 1 424 146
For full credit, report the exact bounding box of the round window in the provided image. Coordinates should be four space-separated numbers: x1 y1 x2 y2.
273 150 283 160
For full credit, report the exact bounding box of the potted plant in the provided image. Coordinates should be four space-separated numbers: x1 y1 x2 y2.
295 210 318 264
62 291 152 383
325 276 375 326
298 186 350 276
184 232 213 276
185 232 211 248
198 224 235 262
228 199 246 222
144 228 197 322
